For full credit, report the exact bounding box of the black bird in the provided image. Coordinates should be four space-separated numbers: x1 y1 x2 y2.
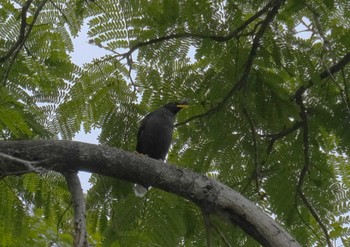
135 101 189 197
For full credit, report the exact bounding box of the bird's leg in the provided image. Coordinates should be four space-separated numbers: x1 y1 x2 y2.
134 151 148 157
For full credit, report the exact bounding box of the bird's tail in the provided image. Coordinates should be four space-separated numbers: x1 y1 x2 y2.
134 184 148 197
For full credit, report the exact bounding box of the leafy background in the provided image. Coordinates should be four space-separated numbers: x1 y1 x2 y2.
1 0 350 246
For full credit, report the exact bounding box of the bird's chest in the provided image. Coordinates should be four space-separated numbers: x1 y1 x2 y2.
137 113 175 159
143 120 173 146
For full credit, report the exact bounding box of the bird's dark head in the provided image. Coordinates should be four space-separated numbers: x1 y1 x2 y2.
163 101 189 114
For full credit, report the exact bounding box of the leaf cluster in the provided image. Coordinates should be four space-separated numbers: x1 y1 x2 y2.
1 0 350 246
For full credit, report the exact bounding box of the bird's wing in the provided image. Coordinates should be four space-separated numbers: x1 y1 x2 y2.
137 112 152 141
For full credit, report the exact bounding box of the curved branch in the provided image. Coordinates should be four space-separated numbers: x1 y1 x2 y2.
226 0 283 93
295 95 333 247
0 140 301 247
175 104 221 127
0 0 48 63
0 0 33 63
258 121 303 169
1 0 48 84
177 0 284 127
49 0 72 27
115 0 275 60
241 106 260 193
293 52 350 99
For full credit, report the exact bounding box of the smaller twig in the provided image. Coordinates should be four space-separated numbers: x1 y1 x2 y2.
242 106 260 191
88 39 120 55
227 0 283 93
295 95 333 247
306 4 350 116
125 55 139 92
212 1 283 121
0 0 33 63
1 178 27 208
175 104 220 127
98 175 119 236
49 0 72 27
299 19 314 35
260 121 303 139
201 208 232 247
293 52 350 99
104 0 276 65
259 121 303 181
341 70 350 113
0 152 46 173
296 191 331 244
178 0 283 127
86 0 277 98
259 121 302 171
210 221 232 247
56 203 72 244
202 208 212 247
294 203 322 242
2 0 48 84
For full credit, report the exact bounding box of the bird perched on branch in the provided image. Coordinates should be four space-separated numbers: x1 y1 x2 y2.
134 101 189 197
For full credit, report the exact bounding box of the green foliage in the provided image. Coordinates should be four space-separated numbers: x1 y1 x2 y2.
0 173 73 246
1 0 350 246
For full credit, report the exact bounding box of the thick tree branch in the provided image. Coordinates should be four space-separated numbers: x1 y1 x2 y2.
0 140 301 247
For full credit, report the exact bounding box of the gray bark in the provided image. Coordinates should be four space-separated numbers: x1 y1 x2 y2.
64 172 89 247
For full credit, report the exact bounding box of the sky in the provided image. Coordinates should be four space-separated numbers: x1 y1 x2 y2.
71 23 104 192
